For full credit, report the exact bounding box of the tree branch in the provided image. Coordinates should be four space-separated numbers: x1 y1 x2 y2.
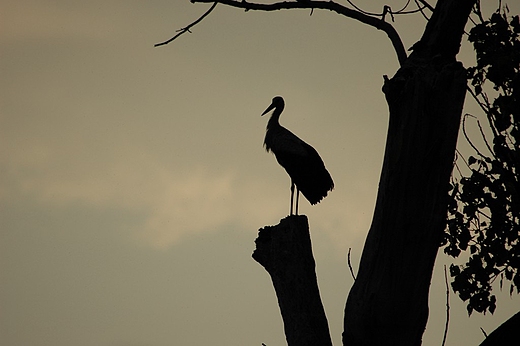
347 247 356 280
186 0 407 65
416 0 435 12
441 265 450 346
154 2 218 47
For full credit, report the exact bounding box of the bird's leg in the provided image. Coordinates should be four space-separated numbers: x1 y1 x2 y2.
295 187 300 216
290 181 295 216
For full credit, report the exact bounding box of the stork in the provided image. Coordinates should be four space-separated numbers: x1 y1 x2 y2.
261 96 334 215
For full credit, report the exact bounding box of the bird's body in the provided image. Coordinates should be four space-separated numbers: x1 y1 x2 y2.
262 96 334 215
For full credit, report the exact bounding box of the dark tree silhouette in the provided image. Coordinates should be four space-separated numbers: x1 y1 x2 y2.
252 215 333 346
444 9 520 316
343 1 471 343
159 1 519 345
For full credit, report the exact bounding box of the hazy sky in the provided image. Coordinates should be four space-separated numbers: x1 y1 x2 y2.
1 1 519 345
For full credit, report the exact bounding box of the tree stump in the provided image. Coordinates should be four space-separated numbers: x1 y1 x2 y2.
252 215 332 346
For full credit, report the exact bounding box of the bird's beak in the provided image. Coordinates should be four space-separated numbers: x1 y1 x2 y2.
261 102 275 116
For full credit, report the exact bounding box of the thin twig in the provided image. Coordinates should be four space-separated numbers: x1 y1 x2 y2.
154 2 218 47
395 6 429 16
466 85 502 153
473 0 485 23
466 86 490 118
453 149 465 176
463 114 486 159
475 117 498 160
441 264 450 346
416 0 434 12
394 0 412 14
345 0 383 17
476 209 491 220
414 0 430 20
348 248 356 280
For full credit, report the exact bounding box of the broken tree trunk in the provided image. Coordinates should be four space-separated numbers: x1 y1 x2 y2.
479 311 520 346
343 1 475 345
252 215 332 346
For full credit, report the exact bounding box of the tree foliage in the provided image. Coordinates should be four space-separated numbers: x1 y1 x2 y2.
443 8 520 315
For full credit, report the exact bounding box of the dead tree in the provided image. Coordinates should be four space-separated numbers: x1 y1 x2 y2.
157 1 516 345
344 1 474 344
253 215 332 346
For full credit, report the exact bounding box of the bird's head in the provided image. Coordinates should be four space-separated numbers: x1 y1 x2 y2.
261 96 285 116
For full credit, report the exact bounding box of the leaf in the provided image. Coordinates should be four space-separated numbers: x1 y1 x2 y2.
511 15 520 33
513 272 520 290
489 295 496 314
448 7 520 316
450 264 461 277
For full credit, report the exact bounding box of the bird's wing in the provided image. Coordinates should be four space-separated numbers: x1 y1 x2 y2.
271 130 334 204
266 127 308 156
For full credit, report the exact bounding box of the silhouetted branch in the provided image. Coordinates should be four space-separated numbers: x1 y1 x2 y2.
416 0 435 12
475 116 497 160
465 85 501 141
154 2 218 47
185 0 407 65
414 0 431 20
441 265 450 346
347 247 356 280
462 114 486 159
462 113 497 161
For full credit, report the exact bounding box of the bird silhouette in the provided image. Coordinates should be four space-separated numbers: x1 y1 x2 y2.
262 96 334 215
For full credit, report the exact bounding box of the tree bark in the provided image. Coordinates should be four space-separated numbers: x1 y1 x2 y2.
253 215 332 346
343 1 475 345
479 311 520 346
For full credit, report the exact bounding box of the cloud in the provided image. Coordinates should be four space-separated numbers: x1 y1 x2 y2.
0 134 291 249
137 167 237 249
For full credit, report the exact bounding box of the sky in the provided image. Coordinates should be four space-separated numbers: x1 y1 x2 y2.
1 1 519 345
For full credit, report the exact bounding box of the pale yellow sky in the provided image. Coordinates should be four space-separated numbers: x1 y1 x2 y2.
1 1 518 345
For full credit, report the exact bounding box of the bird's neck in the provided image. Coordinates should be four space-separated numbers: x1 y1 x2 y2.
267 108 283 131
